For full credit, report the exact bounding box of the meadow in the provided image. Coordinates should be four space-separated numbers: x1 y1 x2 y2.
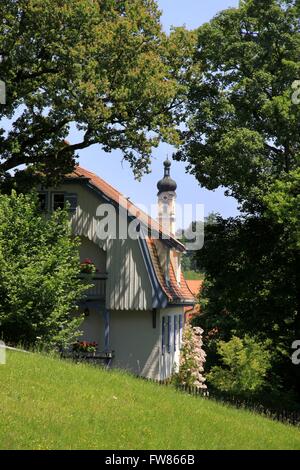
0 350 299 450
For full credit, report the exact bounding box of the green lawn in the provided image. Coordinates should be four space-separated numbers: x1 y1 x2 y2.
183 270 205 280
0 350 299 450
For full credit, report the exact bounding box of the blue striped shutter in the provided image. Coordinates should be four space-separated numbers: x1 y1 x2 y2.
161 316 165 355
167 316 171 353
174 316 177 351
179 314 183 346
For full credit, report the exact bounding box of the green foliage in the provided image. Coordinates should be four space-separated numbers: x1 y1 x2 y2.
194 215 299 396
177 0 300 211
208 336 272 396
0 191 87 348
181 0 300 403
0 0 196 186
263 168 300 249
179 213 219 277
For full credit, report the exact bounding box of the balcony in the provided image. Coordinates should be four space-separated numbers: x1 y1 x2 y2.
79 273 107 302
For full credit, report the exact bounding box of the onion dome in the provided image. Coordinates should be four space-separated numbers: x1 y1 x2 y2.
157 158 177 195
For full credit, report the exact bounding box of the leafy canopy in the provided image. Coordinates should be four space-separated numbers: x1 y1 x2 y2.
177 0 300 210
0 0 195 185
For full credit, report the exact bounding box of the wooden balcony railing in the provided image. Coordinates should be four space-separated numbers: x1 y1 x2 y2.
79 273 107 301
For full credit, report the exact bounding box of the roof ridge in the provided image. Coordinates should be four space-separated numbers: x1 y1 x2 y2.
68 165 186 251
75 165 127 198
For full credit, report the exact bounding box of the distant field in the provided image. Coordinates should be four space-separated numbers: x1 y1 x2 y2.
183 270 205 280
0 351 299 450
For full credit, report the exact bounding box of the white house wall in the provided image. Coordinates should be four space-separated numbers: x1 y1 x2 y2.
79 236 106 271
78 306 105 351
109 309 160 380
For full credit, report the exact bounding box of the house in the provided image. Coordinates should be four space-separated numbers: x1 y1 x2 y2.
41 159 195 380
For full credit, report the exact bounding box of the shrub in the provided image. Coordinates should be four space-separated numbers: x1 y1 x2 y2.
174 323 207 389
207 335 272 396
0 191 88 349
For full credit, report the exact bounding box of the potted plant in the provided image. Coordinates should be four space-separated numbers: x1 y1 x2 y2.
73 341 98 355
80 258 97 274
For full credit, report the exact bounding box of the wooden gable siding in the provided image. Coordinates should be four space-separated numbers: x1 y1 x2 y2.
106 236 152 311
52 182 153 311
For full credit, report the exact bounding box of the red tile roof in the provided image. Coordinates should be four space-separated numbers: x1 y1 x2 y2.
184 280 203 318
185 280 203 297
67 165 185 252
146 238 195 304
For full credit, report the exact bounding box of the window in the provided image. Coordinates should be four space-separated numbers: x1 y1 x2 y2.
52 193 65 211
38 192 47 211
51 193 78 212
174 316 177 352
167 316 171 353
161 316 166 355
65 193 78 213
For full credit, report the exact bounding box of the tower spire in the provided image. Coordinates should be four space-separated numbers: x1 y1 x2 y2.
157 158 177 234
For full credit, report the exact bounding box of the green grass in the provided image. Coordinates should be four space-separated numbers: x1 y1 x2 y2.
183 270 205 280
0 351 300 450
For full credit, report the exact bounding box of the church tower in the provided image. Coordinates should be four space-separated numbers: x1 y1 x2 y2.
157 158 177 235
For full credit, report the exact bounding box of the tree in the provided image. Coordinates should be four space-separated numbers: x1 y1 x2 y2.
176 0 300 212
178 213 219 275
180 0 300 401
0 0 195 187
263 168 300 250
194 215 299 397
208 336 272 396
0 191 87 348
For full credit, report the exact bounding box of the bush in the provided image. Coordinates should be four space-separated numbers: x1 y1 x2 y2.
0 191 88 349
207 336 272 396
173 323 207 389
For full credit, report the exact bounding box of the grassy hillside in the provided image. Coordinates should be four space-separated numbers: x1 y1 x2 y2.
0 351 299 450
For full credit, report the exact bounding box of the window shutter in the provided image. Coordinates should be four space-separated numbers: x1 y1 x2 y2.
167 316 171 353
179 314 183 346
174 316 177 352
161 317 165 355
65 193 78 213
